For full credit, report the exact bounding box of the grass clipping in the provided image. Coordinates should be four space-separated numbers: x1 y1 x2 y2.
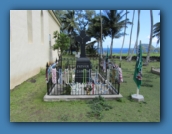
87 95 113 120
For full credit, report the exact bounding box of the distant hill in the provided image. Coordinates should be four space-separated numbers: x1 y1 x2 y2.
141 44 159 53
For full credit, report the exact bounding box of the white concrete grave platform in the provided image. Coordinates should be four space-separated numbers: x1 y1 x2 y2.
44 71 123 101
131 94 144 102
44 94 123 101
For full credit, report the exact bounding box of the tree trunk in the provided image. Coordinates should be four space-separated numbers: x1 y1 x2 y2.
120 10 127 61
101 42 103 56
128 44 136 61
100 10 103 58
145 10 153 65
128 10 140 61
135 10 140 55
127 10 135 59
110 35 114 58
100 39 103 56
70 37 72 55
97 39 100 54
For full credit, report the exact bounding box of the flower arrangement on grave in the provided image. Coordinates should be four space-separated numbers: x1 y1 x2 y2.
84 85 92 95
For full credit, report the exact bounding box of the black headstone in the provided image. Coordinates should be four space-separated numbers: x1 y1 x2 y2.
75 58 92 83
75 30 91 83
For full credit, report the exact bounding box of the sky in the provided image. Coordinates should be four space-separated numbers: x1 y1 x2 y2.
88 10 160 48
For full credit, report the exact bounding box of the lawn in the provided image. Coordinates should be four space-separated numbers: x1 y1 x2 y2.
10 57 160 122
112 53 160 57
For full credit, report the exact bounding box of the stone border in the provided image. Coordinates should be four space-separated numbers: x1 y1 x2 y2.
44 72 122 101
131 94 144 102
151 67 160 75
44 94 123 101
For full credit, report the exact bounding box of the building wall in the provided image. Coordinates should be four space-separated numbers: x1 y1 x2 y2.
48 11 61 60
10 10 61 90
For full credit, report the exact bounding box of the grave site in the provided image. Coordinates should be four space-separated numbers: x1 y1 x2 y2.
10 10 160 122
44 30 123 101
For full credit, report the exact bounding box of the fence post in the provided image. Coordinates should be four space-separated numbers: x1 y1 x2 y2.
46 62 49 81
47 82 49 95
46 62 49 95
118 82 120 94
60 55 62 70
99 56 100 74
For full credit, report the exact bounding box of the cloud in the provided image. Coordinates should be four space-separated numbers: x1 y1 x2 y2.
86 37 96 43
147 35 158 43
152 38 158 43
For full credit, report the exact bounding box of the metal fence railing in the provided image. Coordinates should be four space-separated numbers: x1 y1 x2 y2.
46 55 121 95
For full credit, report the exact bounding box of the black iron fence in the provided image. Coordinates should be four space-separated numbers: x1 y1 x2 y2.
46 55 121 95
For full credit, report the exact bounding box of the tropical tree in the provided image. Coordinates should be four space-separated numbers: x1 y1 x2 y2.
61 10 96 54
145 10 153 65
152 12 160 45
128 10 140 61
86 15 108 56
61 10 79 34
53 31 70 54
86 41 98 55
100 10 103 57
68 30 79 53
86 17 101 53
60 10 79 54
102 10 131 58
127 10 135 59
54 10 68 34
54 10 67 21
120 10 128 61
75 10 96 30
135 10 141 55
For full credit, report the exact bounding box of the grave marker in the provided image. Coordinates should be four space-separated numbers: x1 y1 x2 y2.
75 30 92 83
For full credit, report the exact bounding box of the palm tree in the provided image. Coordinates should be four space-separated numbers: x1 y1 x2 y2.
87 17 101 54
152 13 160 45
120 10 128 61
61 10 79 34
86 15 108 55
128 10 140 61
75 10 96 30
145 10 153 65
100 10 103 57
102 10 131 58
61 10 79 54
127 10 135 59
135 10 140 56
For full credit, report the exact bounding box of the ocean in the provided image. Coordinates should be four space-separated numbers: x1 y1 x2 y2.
100 48 135 54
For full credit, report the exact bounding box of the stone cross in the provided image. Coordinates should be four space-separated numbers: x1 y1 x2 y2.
75 30 91 57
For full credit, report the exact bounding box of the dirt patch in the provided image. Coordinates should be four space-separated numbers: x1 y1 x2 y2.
30 79 36 83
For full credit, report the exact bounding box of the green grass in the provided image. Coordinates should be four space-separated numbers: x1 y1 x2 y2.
10 59 160 122
112 53 160 57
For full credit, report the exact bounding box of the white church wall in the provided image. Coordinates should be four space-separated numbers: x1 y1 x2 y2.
10 10 61 89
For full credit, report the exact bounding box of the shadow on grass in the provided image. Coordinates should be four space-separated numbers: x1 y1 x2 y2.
141 83 153 87
116 98 126 103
